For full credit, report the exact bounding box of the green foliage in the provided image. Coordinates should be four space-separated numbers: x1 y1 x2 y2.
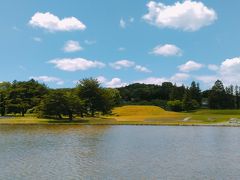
76 78 119 116
0 82 11 116
38 90 68 119
208 80 236 109
182 89 199 111
167 100 183 112
6 79 48 116
170 85 186 101
189 81 202 104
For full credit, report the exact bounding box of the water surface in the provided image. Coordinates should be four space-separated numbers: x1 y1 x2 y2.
0 125 240 179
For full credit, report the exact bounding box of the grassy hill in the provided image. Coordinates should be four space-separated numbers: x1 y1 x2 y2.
111 105 183 121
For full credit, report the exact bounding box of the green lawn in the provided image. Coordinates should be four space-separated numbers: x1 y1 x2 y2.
1 105 240 126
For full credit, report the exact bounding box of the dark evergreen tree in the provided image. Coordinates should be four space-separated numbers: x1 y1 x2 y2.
189 81 202 105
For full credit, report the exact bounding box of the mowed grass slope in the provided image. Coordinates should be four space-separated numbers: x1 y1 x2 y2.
111 105 183 122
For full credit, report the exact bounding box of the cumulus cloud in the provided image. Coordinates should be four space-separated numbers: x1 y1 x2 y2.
110 60 135 69
134 65 151 73
63 40 83 52
170 73 189 82
219 57 240 85
30 76 64 85
143 0 217 31
136 77 168 85
196 57 240 86
136 72 189 85
105 78 127 88
49 58 105 71
151 44 182 56
95 76 127 88
179 60 203 72
29 12 86 32
195 75 218 85
96 76 107 84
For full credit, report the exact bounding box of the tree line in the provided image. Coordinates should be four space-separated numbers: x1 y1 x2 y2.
118 80 240 112
0 78 121 120
1 78 240 120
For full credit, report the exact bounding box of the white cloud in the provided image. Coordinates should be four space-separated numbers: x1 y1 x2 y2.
63 40 83 52
29 12 86 32
30 76 64 85
33 37 42 42
136 77 168 85
219 57 240 85
179 60 203 72
170 73 189 82
208 64 219 71
143 0 217 31
135 65 151 73
49 58 105 72
120 17 134 28
110 60 135 69
120 18 126 28
96 76 107 84
105 78 127 88
196 57 240 86
151 44 182 56
195 75 217 85
96 76 127 87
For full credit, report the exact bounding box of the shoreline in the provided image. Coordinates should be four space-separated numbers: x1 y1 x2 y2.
0 122 239 127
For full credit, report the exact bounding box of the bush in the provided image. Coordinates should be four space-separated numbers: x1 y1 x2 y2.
167 100 183 112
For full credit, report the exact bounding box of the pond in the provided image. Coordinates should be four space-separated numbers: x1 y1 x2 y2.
0 125 240 179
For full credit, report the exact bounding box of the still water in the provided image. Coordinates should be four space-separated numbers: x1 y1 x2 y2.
0 125 240 179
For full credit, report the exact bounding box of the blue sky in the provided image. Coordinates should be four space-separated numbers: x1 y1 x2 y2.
1 0 240 89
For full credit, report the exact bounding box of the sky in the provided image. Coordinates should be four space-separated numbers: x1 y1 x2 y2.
1 0 240 89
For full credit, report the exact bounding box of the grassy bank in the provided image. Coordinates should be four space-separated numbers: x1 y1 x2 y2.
1 105 240 126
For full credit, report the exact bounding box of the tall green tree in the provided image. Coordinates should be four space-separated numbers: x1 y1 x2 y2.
208 80 226 109
189 81 202 105
182 88 199 111
38 90 67 119
0 82 11 116
77 78 104 116
6 79 48 116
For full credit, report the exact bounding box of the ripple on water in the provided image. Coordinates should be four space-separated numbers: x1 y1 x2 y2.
1 125 240 179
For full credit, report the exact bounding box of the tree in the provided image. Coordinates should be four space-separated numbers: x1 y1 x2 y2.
99 88 121 114
64 91 85 120
0 82 11 116
235 86 240 109
38 90 67 119
6 79 48 116
167 100 183 112
189 81 202 105
170 84 186 100
77 78 104 116
208 80 226 109
38 89 85 120
182 89 199 111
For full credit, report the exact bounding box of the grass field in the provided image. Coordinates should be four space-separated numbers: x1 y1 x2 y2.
1 105 240 126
